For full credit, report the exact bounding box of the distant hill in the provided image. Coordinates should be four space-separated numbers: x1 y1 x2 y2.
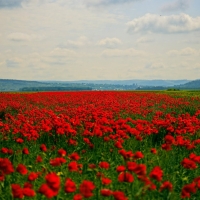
135 86 167 91
20 86 92 91
0 79 91 91
0 78 194 91
0 79 50 91
42 79 189 86
175 79 200 89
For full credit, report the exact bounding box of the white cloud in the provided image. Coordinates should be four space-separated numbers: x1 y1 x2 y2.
67 36 89 47
41 48 77 65
161 0 191 12
145 62 165 70
84 0 138 7
101 48 145 57
0 0 200 80
6 57 23 68
98 37 122 48
49 48 76 58
193 63 200 71
183 38 200 44
167 47 199 56
127 13 200 34
7 32 42 41
136 37 154 43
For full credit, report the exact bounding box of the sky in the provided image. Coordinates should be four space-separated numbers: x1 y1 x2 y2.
0 0 200 81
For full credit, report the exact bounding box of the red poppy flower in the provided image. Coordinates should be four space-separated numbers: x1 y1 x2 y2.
28 172 39 181
79 180 95 198
150 166 163 182
101 189 112 196
137 175 151 186
58 148 67 157
16 164 28 175
0 158 14 175
68 139 78 146
16 138 24 144
22 147 29 155
189 153 200 164
1 147 9 154
133 164 146 176
194 177 200 189
118 172 134 183
65 178 76 193
102 177 112 185
164 135 175 144
181 182 197 198
24 182 33 189
113 191 128 200
38 183 58 198
45 172 60 192
127 161 137 172
181 158 197 169
73 194 83 200
23 187 35 197
69 152 80 161
160 181 173 192
68 161 79 172
83 138 90 144
115 141 123 149
36 155 43 163
104 137 110 142
149 183 157 190
99 161 110 170
161 144 172 151
50 157 66 167
150 148 157 154
116 165 126 173
118 149 134 159
134 151 144 159
40 144 47 152
11 184 24 199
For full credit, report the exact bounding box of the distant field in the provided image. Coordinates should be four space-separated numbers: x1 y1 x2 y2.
0 91 200 199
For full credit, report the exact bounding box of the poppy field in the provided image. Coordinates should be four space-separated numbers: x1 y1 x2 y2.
0 91 200 200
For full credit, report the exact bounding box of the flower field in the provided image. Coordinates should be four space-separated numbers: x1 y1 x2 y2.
0 91 200 200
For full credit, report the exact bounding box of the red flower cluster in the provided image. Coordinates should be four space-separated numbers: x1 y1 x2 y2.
118 172 134 183
16 164 28 175
28 172 39 181
181 182 197 198
0 158 14 180
50 157 66 167
39 172 60 198
65 178 76 193
1 91 200 199
57 148 67 157
40 144 47 152
69 152 80 161
149 166 163 182
79 180 95 198
113 191 128 200
99 161 110 170
181 158 197 169
102 177 112 185
160 181 173 192
11 184 35 199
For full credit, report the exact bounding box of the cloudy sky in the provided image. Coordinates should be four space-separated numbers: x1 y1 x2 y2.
0 0 200 81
